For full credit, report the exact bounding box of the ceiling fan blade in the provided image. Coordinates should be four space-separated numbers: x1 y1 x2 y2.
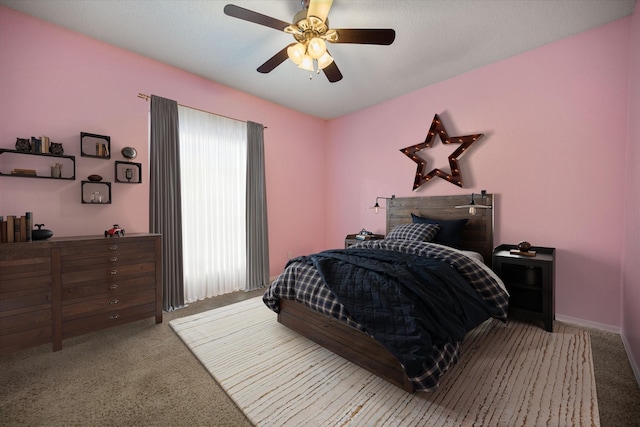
307 0 333 22
332 28 396 45
322 59 343 83
257 45 292 73
223 4 291 31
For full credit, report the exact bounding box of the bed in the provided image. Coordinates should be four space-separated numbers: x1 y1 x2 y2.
263 195 509 393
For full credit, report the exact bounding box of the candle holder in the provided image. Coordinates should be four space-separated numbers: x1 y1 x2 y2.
114 161 142 184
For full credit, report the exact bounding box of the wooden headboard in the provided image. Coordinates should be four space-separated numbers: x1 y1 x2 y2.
386 194 494 266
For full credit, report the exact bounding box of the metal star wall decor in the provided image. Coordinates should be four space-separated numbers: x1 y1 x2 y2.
400 114 483 190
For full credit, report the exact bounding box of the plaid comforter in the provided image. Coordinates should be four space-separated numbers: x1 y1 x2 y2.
263 239 509 392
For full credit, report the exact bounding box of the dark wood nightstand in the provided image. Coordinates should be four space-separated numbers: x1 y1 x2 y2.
345 234 384 248
492 244 555 332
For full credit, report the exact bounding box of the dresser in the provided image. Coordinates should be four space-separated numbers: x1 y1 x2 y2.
0 234 162 354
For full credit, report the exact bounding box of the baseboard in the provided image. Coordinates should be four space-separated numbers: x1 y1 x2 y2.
555 314 620 333
621 333 640 386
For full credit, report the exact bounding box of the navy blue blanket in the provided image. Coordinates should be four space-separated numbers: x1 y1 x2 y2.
307 248 497 377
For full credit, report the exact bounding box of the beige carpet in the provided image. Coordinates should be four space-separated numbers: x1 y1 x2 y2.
170 297 600 426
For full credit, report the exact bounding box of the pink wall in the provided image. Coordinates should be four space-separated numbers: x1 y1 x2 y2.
326 18 632 329
0 6 328 276
1 4 638 359
622 1 640 383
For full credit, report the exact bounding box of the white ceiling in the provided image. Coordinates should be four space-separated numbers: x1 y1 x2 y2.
1 0 635 119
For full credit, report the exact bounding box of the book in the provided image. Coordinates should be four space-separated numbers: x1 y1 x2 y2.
510 249 537 257
31 136 42 153
19 215 26 242
25 212 33 242
0 220 6 243
6 215 14 243
96 143 109 157
14 216 21 242
11 168 37 176
41 136 50 153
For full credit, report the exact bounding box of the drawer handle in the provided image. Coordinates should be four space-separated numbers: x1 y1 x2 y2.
109 270 118 275
108 299 119 305
108 314 120 320
108 256 118 262
108 284 119 290
109 245 119 251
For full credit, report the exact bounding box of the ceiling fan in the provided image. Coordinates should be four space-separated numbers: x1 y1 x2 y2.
223 0 396 83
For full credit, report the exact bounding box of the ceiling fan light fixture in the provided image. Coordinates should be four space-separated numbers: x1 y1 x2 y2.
317 51 334 69
223 1 395 83
298 54 314 71
307 37 326 59
287 42 306 65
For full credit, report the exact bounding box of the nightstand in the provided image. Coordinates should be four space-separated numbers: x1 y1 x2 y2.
345 234 384 248
492 244 555 332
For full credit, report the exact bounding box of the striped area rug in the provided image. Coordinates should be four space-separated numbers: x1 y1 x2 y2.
170 297 599 426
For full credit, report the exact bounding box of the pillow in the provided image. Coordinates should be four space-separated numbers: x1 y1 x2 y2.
385 223 440 242
411 214 468 247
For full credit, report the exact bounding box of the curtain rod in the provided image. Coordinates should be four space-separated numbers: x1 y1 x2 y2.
137 93 266 128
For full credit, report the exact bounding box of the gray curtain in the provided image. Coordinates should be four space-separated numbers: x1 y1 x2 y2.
149 95 185 311
245 121 270 290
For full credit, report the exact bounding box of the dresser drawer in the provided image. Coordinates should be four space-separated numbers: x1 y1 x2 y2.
62 302 156 338
0 250 51 296
0 324 52 354
0 308 51 335
0 290 51 316
0 255 51 286
60 239 156 258
61 262 156 286
0 246 51 264
62 274 156 301
61 250 156 271
62 288 156 320
0 273 51 294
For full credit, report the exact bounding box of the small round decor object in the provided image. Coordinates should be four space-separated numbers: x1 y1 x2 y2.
517 241 532 252
32 224 53 240
87 174 103 182
121 146 137 160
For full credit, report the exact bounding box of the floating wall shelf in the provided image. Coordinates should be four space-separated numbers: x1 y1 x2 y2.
114 161 142 184
80 132 111 159
81 180 112 204
0 149 76 180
